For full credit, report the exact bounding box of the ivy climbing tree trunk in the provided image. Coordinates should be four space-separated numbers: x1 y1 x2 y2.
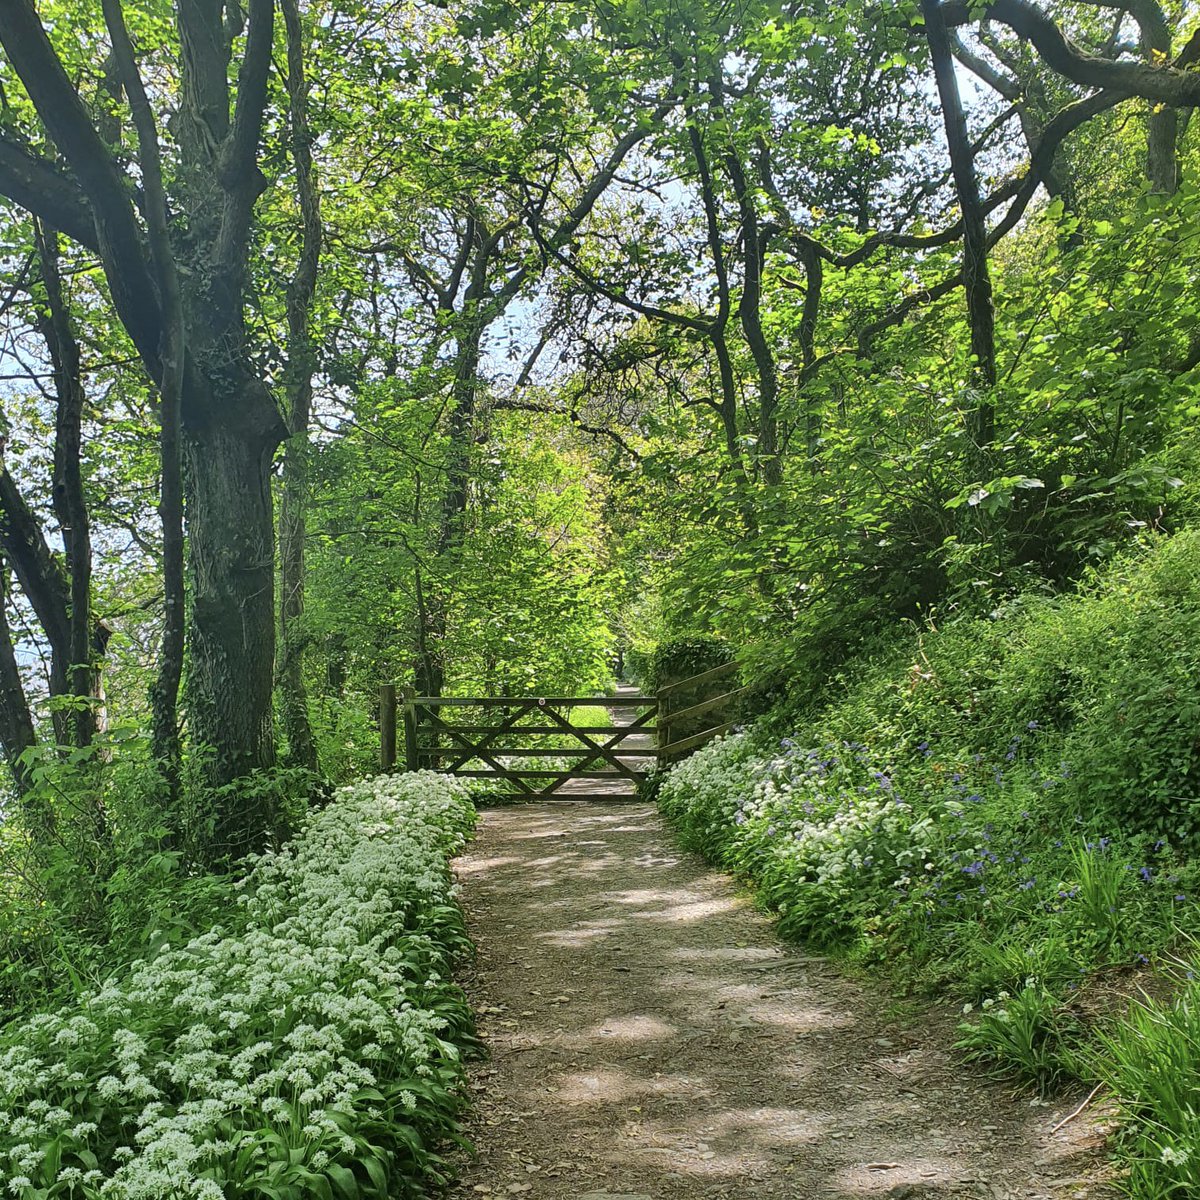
101 0 186 796
0 0 287 859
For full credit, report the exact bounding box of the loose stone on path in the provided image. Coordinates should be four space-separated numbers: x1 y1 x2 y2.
448 801 1114 1199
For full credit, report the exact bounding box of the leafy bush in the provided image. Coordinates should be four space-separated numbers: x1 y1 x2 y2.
955 984 1085 1094
644 635 733 693
656 530 1200 1120
0 771 477 1199
623 645 653 688
0 730 250 1017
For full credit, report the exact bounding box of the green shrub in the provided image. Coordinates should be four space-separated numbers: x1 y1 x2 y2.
956 983 1086 1093
0 730 259 1017
624 645 653 687
644 635 733 693
655 530 1200 1119
1094 966 1200 1198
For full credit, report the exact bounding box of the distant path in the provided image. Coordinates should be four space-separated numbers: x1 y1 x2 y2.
447 725 1113 1199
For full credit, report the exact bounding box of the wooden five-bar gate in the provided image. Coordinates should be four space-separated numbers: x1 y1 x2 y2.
378 660 746 801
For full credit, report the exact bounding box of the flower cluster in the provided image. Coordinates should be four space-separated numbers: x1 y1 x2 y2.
658 734 945 938
656 722 1187 965
0 771 477 1199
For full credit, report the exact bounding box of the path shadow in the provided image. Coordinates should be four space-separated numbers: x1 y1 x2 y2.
451 804 1111 1200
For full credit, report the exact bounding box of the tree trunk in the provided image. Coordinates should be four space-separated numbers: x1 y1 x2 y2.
1146 106 1178 194
725 147 780 486
0 0 283 857
0 463 71 703
31 222 108 749
184 406 279 856
102 0 188 795
0 560 39 808
924 0 996 448
277 0 321 777
419 312 484 699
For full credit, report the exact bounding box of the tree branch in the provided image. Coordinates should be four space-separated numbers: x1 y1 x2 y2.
0 0 163 370
0 137 97 251
941 0 1200 104
217 0 275 272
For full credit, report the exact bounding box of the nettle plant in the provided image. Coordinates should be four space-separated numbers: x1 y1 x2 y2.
0 772 477 1200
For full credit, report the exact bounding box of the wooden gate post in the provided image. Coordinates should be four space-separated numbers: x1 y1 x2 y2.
656 698 672 770
379 684 397 771
402 687 419 771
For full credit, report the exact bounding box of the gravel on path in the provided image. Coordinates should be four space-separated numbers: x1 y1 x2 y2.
446 801 1115 1200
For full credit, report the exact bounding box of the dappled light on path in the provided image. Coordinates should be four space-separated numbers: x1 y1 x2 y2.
448 803 1113 1199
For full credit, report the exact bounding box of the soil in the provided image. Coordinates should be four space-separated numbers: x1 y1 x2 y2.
445 798 1119 1200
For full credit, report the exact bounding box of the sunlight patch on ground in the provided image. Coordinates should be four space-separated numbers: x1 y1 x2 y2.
454 854 524 875
589 1013 678 1041
539 922 630 946
629 897 745 923
555 1066 705 1106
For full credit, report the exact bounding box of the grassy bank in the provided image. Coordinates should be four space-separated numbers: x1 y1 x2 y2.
657 530 1200 1196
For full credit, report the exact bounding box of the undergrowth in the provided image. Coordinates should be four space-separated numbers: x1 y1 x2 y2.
658 529 1200 1196
0 771 477 1199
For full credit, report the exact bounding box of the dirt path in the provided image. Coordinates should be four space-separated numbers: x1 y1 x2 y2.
447 798 1115 1200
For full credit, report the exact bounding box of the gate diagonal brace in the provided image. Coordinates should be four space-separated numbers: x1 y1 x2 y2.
537 702 655 795
424 704 538 793
443 699 539 774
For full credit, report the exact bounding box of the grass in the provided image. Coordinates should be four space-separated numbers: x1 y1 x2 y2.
567 704 614 728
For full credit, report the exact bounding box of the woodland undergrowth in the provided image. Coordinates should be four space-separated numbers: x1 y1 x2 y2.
656 528 1200 1197
0 771 477 1199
